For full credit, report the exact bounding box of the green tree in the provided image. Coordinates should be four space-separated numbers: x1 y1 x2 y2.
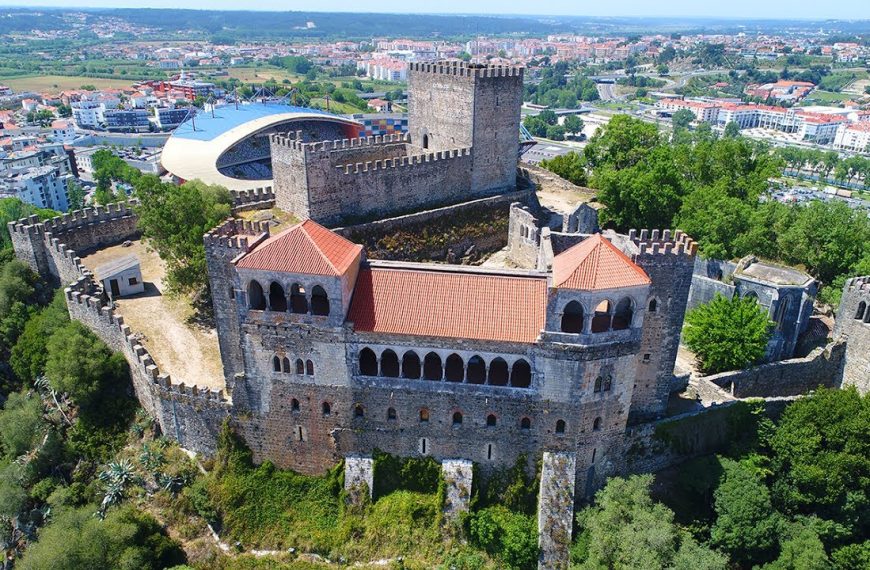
584 114 661 170
572 475 727 570
563 114 584 135
65 178 86 211
672 108 696 130
683 294 772 374
538 109 558 125
523 116 547 137
761 523 831 570
17 504 185 570
723 121 741 138
134 179 232 295
0 391 44 459
10 290 70 384
540 152 588 187
0 198 58 250
546 124 566 141
711 458 781 566
468 506 538 570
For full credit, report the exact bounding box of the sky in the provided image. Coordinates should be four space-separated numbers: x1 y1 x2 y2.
9 1 870 21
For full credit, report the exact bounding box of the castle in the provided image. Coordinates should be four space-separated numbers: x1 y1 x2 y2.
8 61 870 569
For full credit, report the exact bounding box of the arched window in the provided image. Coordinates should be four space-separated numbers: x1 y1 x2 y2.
593 376 603 393
248 280 266 310
561 300 584 333
359 348 378 376
269 282 287 312
322 402 331 416
555 419 566 434
380 349 400 377
272 355 281 372
520 417 531 430
354 404 364 418
648 298 658 313
229 286 235 300
452 411 463 426
486 414 497 427
402 351 421 379
311 285 330 316
419 408 429 423
423 352 442 381
467 355 486 384
510 359 532 388
282 357 291 373
603 375 612 392
446 354 464 383
775 297 790 331
387 407 397 421
488 358 509 386
422 133 429 149
591 300 612 332
613 298 633 330
290 283 308 314
291 398 300 412
855 301 867 320
306 359 314 375
743 290 758 301
593 417 602 431
296 358 305 375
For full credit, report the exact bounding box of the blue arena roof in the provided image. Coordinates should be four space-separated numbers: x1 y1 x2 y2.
171 102 344 142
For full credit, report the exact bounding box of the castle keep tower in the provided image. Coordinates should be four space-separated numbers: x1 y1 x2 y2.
407 61 524 195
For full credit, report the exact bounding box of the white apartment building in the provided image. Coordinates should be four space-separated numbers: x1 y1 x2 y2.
833 122 870 153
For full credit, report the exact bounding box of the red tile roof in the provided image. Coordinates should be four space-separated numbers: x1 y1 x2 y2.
553 234 650 291
348 267 547 343
236 219 362 276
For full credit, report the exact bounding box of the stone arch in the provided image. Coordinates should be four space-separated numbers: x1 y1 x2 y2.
452 411 463 426
445 353 464 383
353 404 364 418
359 348 378 376
855 300 867 320
419 408 430 422
282 357 291 373
290 283 308 314
486 414 497 427
555 419 566 434
594 376 603 393
291 398 300 412
561 300 584 333
311 285 330 316
423 352 443 381
269 282 287 312
387 407 397 421
593 417 602 431
591 299 612 333
648 297 658 313
488 357 509 386
612 297 633 330
422 133 429 149
248 280 266 310
467 355 486 384
743 290 758 301
520 417 531 430
296 358 305 375
272 355 281 372
380 349 400 377
306 359 314 375
402 351 421 379
322 401 331 416
510 359 532 388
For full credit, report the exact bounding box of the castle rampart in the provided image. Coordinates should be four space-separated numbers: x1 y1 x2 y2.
834 276 870 393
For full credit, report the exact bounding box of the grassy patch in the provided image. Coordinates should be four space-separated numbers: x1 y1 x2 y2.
0 74 134 94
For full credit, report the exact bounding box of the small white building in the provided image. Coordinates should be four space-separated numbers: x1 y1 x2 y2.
95 255 145 299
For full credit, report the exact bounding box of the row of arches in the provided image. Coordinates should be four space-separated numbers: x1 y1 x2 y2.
560 297 637 334
288 400 602 434
272 355 314 376
854 300 870 323
248 280 330 316
357 348 532 388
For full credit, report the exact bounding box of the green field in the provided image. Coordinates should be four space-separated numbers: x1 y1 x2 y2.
803 89 854 104
0 75 135 94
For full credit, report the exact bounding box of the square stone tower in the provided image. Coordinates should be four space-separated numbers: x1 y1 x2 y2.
407 61 523 196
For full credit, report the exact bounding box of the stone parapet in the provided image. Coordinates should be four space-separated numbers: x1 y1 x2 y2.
537 452 576 570
441 459 474 520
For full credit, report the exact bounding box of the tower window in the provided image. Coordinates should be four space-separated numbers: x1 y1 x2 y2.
520 417 531 430
486 414 497 427
555 419 566 434
419 409 429 423
354 404 364 418
387 407 397 421
452 411 463 426
291 398 300 412
322 402 331 416
306 360 314 376
593 417 602 431
296 358 305 375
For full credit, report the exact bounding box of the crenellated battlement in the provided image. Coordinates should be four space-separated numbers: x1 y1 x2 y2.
203 218 270 251
271 130 410 154
628 229 698 257
408 60 524 79
64 276 228 407
844 276 870 294
337 147 472 175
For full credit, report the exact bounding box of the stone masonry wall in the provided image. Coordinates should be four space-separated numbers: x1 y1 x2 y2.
538 452 576 570
834 276 870 394
702 341 845 398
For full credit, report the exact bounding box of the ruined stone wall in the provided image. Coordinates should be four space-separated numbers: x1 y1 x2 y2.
834 276 870 394
508 203 541 269
701 342 845 398
231 187 275 213
538 452 576 570
628 230 697 424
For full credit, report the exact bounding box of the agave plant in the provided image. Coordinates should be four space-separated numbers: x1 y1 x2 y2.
97 459 141 519
139 442 166 474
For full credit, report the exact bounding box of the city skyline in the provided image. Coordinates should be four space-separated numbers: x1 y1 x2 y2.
9 1 870 21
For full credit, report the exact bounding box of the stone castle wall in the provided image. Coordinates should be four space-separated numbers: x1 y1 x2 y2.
833 276 870 394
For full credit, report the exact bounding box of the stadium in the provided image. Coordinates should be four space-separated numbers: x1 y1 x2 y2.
160 102 362 191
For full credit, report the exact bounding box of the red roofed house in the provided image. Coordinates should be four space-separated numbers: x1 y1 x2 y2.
205 217 697 480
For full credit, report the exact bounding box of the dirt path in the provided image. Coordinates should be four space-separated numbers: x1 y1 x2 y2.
82 240 225 391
